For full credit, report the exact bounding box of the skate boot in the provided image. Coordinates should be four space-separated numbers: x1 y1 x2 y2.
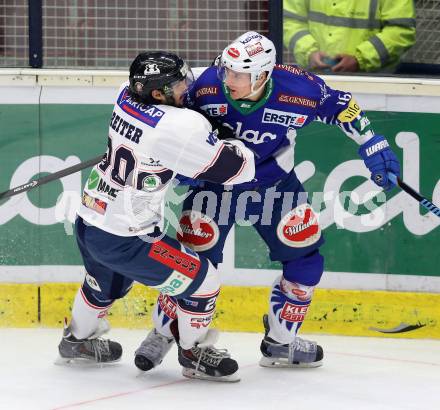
178 330 240 382
259 314 323 368
56 318 122 364
134 328 175 371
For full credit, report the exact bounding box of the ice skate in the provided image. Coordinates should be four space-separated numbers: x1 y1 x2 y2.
178 330 240 382
259 314 323 368
56 318 122 365
134 328 175 371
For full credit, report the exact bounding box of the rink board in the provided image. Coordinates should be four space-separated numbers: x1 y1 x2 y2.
0 283 438 339
0 71 439 338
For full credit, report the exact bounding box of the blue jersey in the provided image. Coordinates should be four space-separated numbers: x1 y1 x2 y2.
188 65 375 188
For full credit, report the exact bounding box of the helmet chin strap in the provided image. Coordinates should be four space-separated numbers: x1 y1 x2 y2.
241 72 270 100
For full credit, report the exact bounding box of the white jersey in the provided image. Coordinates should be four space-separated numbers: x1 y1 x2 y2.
77 82 255 236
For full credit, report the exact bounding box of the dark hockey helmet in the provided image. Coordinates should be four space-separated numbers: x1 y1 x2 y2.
129 51 194 103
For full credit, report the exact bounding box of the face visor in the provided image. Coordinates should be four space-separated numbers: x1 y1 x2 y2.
217 55 267 99
217 62 252 88
163 62 194 98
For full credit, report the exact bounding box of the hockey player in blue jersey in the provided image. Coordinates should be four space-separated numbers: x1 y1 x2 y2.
135 32 400 369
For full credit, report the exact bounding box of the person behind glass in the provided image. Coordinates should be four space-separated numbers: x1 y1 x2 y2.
284 0 416 73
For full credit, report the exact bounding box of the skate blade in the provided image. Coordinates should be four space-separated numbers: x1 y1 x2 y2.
54 355 121 367
259 356 323 369
181 367 240 383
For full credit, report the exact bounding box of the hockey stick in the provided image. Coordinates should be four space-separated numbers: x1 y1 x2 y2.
0 155 103 201
388 172 440 218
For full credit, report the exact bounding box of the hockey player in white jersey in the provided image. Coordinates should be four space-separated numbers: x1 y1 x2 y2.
57 51 256 382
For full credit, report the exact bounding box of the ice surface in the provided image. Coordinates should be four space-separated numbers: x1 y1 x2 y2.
0 329 438 410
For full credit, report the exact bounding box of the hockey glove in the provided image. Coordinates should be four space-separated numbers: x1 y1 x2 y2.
212 122 235 140
358 135 400 191
204 117 235 140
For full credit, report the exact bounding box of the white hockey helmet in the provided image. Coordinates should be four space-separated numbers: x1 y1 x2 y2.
218 31 276 89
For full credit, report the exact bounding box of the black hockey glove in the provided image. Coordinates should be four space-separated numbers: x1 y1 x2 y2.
210 121 236 140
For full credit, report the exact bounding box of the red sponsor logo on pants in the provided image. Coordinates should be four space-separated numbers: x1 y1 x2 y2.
148 240 201 279
177 211 219 252
280 302 309 323
277 203 321 248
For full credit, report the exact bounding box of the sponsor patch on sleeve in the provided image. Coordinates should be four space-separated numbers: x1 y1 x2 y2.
117 87 165 127
337 98 361 123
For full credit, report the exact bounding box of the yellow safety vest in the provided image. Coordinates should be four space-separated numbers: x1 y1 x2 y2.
284 0 416 71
